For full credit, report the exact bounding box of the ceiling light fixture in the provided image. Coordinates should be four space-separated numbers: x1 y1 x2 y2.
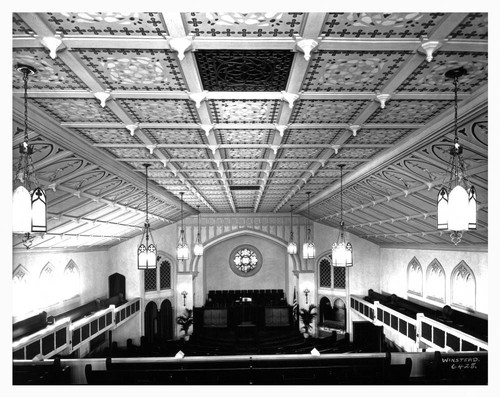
332 164 353 267
287 205 297 255
302 192 315 259
13 64 47 249
137 164 157 270
437 67 477 245
193 205 204 256
177 192 190 260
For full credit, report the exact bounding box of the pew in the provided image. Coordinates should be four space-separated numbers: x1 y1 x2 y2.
13 358 71 385
51 294 125 323
85 353 405 385
13 312 48 341
365 289 487 342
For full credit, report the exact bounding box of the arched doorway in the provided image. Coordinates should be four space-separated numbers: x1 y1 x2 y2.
159 299 173 341
332 298 346 330
319 296 333 325
144 301 158 344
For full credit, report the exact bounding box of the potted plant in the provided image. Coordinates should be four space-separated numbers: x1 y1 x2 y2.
176 308 193 341
298 304 317 338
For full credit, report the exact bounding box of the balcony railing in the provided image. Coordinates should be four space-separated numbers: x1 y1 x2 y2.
13 298 141 360
350 295 487 352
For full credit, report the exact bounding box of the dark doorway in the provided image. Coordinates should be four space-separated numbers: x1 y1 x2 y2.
159 299 173 341
319 297 333 325
332 298 346 330
144 301 159 344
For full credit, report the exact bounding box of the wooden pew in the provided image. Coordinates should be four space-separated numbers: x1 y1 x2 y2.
12 312 48 341
13 358 71 385
86 353 393 385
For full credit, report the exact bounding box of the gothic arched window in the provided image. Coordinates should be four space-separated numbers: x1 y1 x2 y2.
426 259 445 302
451 261 476 310
407 257 423 296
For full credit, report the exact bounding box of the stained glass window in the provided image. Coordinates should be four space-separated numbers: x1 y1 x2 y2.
229 245 263 277
159 260 171 290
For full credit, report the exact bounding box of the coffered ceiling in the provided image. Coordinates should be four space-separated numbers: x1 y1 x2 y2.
12 12 488 251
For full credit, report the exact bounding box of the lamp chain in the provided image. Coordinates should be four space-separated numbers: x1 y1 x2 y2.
23 69 29 143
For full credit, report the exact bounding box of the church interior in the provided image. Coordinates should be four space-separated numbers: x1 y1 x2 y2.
11 11 490 386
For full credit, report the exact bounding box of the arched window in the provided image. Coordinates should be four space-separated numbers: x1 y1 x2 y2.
63 260 80 300
159 259 171 290
319 257 332 288
451 261 476 310
426 259 445 302
407 257 423 296
145 252 173 293
39 262 59 308
13 265 33 317
318 254 345 290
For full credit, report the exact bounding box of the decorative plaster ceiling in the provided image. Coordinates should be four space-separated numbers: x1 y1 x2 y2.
12 12 488 250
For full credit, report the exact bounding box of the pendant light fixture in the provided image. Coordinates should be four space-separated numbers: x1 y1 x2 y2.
437 67 477 245
177 192 190 260
332 164 353 267
137 163 157 270
193 205 204 256
13 64 47 248
287 205 297 255
302 192 315 259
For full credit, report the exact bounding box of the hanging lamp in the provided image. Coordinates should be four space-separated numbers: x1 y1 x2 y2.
193 205 204 256
437 67 477 245
137 164 157 270
287 205 297 255
302 192 316 259
332 164 353 267
13 64 47 248
177 192 190 260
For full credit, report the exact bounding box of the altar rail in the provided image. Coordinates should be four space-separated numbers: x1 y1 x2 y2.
350 295 487 352
12 298 141 360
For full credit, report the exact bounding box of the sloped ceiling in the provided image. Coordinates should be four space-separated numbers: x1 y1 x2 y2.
12 12 488 251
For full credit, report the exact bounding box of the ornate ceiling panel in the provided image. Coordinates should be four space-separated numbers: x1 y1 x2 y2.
11 11 488 251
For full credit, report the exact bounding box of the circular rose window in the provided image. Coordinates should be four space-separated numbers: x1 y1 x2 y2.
229 245 263 277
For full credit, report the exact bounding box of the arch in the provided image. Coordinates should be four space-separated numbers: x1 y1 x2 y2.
13 265 32 317
38 262 58 308
158 299 173 342
191 228 298 272
407 256 423 296
451 260 476 310
63 260 80 300
318 296 333 324
318 255 332 288
144 301 159 344
332 298 346 330
426 259 446 302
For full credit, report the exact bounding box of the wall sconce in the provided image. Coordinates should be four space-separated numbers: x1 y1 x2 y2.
303 289 310 304
181 291 188 306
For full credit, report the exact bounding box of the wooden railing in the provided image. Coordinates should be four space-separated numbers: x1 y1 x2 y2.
350 295 487 352
13 298 141 360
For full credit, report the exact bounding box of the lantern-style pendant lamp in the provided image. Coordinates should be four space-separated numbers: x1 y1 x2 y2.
193 205 204 256
302 192 316 259
177 192 190 260
332 165 353 267
13 64 47 247
437 67 477 245
138 164 157 270
287 205 297 255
